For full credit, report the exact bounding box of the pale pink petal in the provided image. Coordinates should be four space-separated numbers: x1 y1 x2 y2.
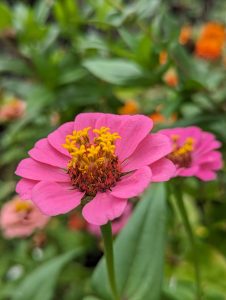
82 192 127 225
151 158 176 182
16 178 38 199
48 122 74 156
95 114 153 161
32 181 84 216
110 167 152 198
15 158 69 182
29 138 69 168
122 134 172 172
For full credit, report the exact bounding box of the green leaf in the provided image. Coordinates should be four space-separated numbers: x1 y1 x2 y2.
135 0 160 19
0 3 12 31
12 249 82 300
92 183 167 300
82 58 144 85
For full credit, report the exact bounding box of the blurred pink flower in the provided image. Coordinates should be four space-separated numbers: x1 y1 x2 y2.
0 196 49 238
0 98 26 122
87 202 132 237
160 127 223 181
15 113 175 225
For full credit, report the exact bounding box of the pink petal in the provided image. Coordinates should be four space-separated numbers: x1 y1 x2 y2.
195 169 217 181
16 178 38 199
195 132 221 155
110 167 152 198
178 165 199 176
95 114 153 161
74 112 105 141
82 192 127 225
160 127 202 148
15 158 69 182
29 138 69 168
122 133 172 172
48 122 74 156
151 158 176 182
32 181 84 216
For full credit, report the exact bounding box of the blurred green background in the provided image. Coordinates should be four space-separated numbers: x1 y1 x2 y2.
0 0 226 299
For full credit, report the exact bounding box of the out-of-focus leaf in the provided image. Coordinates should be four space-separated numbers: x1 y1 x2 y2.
34 0 53 23
92 183 167 300
0 181 15 202
58 68 87 85
83 58 144 85
135 0 160 19
12 250 82 300
0 3 12 31
0 56 31 76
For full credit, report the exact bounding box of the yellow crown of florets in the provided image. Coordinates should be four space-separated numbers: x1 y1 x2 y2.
62 126 121 173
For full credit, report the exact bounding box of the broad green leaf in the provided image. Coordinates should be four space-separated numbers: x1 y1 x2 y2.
83 58 144 85
92 184 167 300
12 249 82 300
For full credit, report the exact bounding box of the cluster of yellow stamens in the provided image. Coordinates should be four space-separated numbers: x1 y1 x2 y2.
168 135 195 168
14 200 32 213
63 126 122 195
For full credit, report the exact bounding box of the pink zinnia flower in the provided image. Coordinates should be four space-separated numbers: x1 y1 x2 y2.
88 202 133 237
160 126 223 180
15 113 175 225
0 196 49 238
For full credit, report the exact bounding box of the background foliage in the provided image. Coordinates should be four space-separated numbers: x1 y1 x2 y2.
0 0 226 299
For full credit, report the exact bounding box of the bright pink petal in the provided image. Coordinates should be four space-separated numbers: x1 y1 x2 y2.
178 166 199 176
82 192 127 225
95 114 153 161
16 178 38 199
151 158 176 182
15 158 69 182
74 112 105 141
48 122 74 156
195 169 217 181
29 138 69 168
160 127 202 149
110 167 152 198
32 181 84 216
122 133 172 172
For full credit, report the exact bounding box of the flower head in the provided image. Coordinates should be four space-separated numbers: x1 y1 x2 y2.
179 25 192 45
118 100 139 115
163 68 179 87
160 127 223 180
0 98 26 122
195 22 225 60
0 196 49 238
15 113 175 225
159 51 168 65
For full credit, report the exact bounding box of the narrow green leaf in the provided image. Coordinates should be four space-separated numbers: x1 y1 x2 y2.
12 249 82 300
92 183 167 300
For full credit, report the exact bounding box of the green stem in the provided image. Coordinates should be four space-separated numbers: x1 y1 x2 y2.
174 188 202 300
101 222 120 300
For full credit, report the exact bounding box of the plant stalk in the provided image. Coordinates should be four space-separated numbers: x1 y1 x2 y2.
101 222 120 300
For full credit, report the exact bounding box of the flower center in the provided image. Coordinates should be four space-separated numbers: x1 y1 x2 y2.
63 126 122 196
14 200 32 213
167 135 194 168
